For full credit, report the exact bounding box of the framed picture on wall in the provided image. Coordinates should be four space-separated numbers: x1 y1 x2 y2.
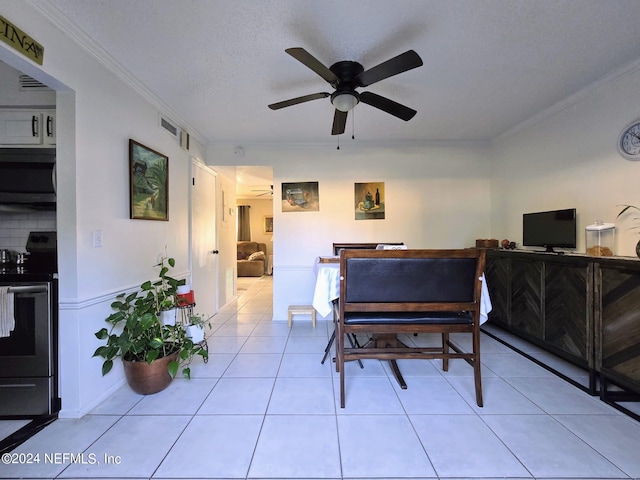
355 181 385 220
281 181 319 212
263 215 273 234
129 139 169 221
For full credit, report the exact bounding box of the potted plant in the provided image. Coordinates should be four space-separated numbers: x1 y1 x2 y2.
93 255 209 394
185 313 207 344
617 205 640 258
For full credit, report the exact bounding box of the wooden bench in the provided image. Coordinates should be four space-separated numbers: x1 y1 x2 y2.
336 248 486 408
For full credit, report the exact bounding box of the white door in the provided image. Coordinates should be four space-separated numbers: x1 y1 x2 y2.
190 160 218 319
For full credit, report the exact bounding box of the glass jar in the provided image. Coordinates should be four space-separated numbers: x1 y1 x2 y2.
585 220 615 256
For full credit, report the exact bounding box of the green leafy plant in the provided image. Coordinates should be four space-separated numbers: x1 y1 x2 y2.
617 205 640 232
93 255 208 379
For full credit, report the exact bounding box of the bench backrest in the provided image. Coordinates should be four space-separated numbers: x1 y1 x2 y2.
339 249 485 314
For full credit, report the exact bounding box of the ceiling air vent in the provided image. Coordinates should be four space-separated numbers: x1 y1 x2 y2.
159 114 179 140
19 74 52 91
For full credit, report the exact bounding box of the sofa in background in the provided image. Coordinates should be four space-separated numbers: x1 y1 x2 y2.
237 241 267 277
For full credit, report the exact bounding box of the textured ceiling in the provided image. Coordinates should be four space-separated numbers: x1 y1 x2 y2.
39 0 640 149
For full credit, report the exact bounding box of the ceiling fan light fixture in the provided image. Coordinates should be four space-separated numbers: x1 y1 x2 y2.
331 91 359 112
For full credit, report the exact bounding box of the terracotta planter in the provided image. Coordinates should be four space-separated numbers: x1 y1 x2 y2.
122 350 179 395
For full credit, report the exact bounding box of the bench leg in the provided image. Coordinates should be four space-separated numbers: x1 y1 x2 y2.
442 332 449 371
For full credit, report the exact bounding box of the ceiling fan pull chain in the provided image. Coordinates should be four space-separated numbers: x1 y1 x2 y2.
352 109 355 140
336 134 340 150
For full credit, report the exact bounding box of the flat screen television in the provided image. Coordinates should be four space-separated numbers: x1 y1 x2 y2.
522 208 576 252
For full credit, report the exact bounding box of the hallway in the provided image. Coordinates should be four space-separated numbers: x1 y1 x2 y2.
1 275 640 479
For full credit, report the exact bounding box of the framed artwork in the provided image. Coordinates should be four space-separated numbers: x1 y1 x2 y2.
355 182 385 220
129 139 169 220
263 215 273 234
282 181 319 212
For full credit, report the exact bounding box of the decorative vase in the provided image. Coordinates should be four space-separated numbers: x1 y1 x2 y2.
122 350 179 395
636 239 640 259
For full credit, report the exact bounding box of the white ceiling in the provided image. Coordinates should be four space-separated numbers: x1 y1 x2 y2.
36 0 640 194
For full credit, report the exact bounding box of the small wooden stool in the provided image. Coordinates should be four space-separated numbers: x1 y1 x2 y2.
288 305 316 328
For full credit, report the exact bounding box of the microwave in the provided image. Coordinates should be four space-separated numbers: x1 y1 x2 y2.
0 148 56 211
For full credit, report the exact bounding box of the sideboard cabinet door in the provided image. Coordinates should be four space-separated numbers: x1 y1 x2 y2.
510 258 543 341
598 264 640 392
544 260 592 367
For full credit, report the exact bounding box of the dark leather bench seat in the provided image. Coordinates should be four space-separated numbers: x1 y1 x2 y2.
344 311 472 325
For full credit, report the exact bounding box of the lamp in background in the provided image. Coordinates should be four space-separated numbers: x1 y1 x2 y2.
331 90 359 112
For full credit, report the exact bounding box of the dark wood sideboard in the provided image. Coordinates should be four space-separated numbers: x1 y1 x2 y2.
484 249 640 418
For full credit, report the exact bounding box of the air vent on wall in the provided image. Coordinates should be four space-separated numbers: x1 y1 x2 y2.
19 74 52 91
159 114 179 140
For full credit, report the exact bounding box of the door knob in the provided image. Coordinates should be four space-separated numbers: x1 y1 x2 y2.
211 249 219 254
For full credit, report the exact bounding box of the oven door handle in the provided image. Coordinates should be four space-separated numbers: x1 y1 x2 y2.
6 285 49 294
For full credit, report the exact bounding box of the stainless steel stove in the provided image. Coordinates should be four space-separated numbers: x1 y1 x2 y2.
0 231 59 418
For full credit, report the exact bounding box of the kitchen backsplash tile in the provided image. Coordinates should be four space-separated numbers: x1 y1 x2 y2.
0 211 56 251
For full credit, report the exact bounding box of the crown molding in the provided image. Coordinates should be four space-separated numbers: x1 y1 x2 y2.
494 55 640 144
28 0 208 146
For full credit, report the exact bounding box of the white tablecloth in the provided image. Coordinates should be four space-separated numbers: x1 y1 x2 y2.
312 261 340 317
311 258 493 324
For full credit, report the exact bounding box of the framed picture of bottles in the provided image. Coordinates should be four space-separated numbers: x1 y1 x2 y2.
354 182 385 220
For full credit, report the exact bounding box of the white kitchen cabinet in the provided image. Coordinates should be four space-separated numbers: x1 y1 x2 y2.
0 110 56 146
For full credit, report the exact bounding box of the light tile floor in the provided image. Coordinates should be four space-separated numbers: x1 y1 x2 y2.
2 275 640 479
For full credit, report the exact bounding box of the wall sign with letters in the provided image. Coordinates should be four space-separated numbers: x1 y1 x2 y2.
0 15 44 65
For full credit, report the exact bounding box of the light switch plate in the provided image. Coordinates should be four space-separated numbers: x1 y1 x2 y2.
92 229 103 247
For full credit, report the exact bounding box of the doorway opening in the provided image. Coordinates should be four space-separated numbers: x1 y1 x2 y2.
235 166 274 276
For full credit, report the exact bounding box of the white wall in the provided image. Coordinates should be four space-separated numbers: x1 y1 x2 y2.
490 62 640 257
0 2 205 417
208 142 493 320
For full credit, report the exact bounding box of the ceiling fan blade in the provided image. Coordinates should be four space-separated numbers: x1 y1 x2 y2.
268 92 330 110
359 91 417 121
355 50 423 87
286 47 340 84
331 109 347 135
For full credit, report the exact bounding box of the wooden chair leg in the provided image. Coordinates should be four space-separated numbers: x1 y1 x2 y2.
474 361 483 407
338 327 346 407
473 332 483 407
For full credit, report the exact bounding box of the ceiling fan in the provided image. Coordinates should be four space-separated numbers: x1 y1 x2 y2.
268 47 423 135
251 185 273 197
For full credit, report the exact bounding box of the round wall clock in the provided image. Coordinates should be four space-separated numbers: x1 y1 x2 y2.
618 119 640 160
